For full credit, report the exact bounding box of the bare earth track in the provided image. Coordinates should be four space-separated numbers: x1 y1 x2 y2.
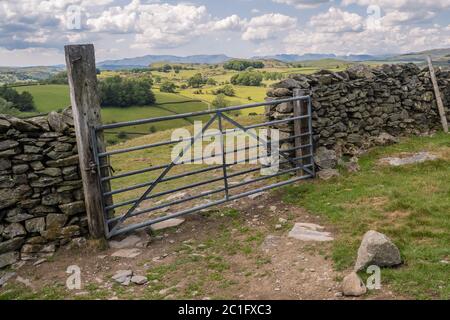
0 189 400 300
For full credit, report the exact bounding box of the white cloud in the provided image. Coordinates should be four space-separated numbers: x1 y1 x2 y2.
382 10 436 26
283 24 450 55
242 13 297 41
310 7 364 33
273 0 331 9
341 0 450 10
210 15 245 31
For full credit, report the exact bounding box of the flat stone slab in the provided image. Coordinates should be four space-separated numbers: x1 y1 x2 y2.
111 248 142 258
109 235 142 249
288 223 334 242
379 152 437 167
151 218 185 231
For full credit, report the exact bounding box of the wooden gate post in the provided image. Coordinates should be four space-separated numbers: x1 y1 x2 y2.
65 44 107 238
292 89 310 176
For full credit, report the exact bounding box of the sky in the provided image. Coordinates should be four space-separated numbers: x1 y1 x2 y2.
1 0 450 66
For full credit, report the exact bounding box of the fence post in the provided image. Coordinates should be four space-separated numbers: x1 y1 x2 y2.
292 89 310 176
65 44 107 239
426 56 449 133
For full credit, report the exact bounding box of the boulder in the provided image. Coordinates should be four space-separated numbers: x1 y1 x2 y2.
112 270 133 286
59 201 85 216
0 251 19 268
355 230 402 271
341 272 367 297
314 147 337 169
3 223 27 239
0 238 25 254
25 217 46 233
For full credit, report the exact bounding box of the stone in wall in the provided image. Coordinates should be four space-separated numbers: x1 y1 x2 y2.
266 63 450 167
0 108 87 269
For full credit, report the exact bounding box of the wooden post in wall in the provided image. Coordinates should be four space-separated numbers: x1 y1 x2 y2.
427 56 449 133
65 44 108 239
292 89 309 176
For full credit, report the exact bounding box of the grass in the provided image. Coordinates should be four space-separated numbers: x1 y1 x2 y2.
282 132 450 299
16 84 70 114
15 85 210 144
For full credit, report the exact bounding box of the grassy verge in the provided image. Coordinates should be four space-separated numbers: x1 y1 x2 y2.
282 132 450 299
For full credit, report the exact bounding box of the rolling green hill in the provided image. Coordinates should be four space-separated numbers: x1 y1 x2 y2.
16 84 210 144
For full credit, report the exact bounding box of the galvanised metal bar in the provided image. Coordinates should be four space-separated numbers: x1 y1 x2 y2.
307 97 316 177
108 114 219 235
100 132 311 183
97 96 309 131
104 152 314 213
98 114 309 158
217 113 230 200
108 171 313 238
220 112 301 170
106 165 264 224
107 163 314 228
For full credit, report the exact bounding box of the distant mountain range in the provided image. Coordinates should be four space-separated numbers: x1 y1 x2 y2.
97 54 232 70
252 53 395 62
94 48 450 70
1 48 448 84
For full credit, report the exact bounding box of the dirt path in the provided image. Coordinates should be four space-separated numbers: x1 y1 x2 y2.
0 191 398 300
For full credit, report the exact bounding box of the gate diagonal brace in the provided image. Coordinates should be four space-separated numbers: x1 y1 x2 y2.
108 113 219 236
219 113 313 176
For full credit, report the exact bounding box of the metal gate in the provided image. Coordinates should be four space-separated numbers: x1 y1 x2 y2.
91 95 314 238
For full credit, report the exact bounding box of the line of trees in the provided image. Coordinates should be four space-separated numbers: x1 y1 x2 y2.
0 85 36 112
223 60 265 71
99 76 155 107
230 72 263 86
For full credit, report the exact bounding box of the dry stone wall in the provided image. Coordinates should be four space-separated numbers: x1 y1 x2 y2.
0 108 87 269
266 63 450 165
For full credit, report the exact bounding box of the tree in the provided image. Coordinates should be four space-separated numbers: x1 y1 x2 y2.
188 73 206 88
223 60 265 71
230 72 263 86
17 91 35 111
206 78 217 86
99 76 156 107
0 85 36 112
212 94 229 109
160 81 177 93
212 84 235 97
0 97 20 116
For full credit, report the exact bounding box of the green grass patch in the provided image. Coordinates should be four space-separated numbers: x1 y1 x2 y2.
282 132 450 299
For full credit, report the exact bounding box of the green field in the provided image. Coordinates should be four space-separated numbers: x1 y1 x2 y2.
16 85 211 144
14 60 353 142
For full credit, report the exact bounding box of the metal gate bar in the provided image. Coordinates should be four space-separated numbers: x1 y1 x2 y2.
92 95 314 238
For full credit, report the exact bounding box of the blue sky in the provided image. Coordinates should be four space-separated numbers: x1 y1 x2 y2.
1 0 450 66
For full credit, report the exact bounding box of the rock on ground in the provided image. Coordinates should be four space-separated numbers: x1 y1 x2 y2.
341 272 367 297
379 152 437 167
355 230 402 271
109 235 142 249
112 270 133 286
314 147 338 169
288 223 334 242
151 218 185 231
317 169 340 180
131 275 148 285
111 248 142 259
